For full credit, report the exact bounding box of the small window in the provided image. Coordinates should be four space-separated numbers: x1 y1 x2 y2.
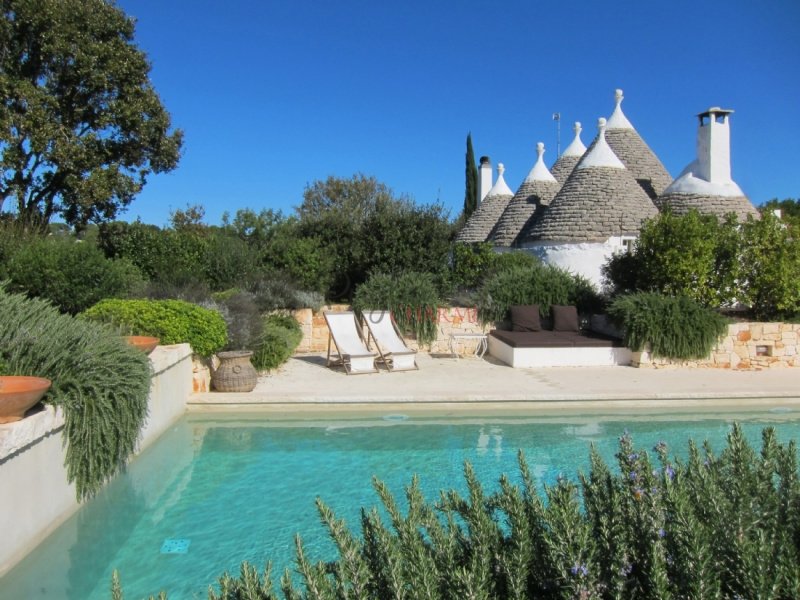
756 345 772 357
621 237 635 253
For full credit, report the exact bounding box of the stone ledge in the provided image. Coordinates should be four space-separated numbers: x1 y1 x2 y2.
0 405 65 461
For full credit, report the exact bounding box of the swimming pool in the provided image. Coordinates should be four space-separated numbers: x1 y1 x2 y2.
1 410 798 599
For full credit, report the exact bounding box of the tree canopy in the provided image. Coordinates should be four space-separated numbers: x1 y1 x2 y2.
0 0 182 231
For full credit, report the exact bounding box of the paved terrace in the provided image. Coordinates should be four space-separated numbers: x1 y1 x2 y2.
190 353 800 418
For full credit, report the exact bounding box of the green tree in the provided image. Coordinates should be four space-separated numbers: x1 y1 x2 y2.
740 212 800 320
603 210 741 307
0 0 182 232
760 198 800 230
464 132 478 219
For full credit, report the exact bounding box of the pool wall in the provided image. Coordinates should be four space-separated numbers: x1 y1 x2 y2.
0 343 193 576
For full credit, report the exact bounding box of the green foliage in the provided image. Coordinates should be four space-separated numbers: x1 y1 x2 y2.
464 133 478 219
82 298 227 357
603 209 741 307
119 425 800 599
251 314 303 371
259 221 334 295
211 291 264 351
0 285 151 500
4 236 144 314
352 271 440 346
761 197 800 229
477 262 603 324
451 242 496 290
608 292 729 359
296 174 454 300
0 0 182 231
739 212 800 320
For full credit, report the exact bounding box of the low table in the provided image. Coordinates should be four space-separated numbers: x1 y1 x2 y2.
449 333 488 358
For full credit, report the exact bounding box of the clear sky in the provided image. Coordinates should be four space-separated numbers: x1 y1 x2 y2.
116 0 800 227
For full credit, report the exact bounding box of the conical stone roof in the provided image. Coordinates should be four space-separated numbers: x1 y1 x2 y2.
523 118 659 243
584 89 672 200
550 122 587 184
456 163 514 243
491 143 560 247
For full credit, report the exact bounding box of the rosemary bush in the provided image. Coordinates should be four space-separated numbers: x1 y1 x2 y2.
82 298 228 357
477 263 604 324
115 424 800 599
352 271 440 346
608 292 729 360
251 314 303 371
0 285 151 500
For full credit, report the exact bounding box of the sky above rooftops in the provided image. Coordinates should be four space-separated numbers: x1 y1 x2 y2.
116 0 800 226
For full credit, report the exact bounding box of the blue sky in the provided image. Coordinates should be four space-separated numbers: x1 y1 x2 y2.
117 0 800 227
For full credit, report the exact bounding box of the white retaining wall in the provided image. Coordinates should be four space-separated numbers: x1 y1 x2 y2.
0 343 193 576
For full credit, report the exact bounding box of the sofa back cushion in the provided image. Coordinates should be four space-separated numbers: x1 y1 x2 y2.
552 305 579 332
510 305 541 332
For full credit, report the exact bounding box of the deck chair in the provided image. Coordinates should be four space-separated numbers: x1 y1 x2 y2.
361 310 418 372
324 311 378 374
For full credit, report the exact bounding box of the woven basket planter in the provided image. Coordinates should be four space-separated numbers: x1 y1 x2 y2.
211 351 258 392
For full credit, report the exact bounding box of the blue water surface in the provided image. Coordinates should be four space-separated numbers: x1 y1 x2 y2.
1 411 798 600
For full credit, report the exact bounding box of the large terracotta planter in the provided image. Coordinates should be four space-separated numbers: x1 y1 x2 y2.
211 351 258 392
0 376 52 423
125 336 160 354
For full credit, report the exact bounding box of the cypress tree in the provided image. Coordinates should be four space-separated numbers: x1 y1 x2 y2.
464 133 478 219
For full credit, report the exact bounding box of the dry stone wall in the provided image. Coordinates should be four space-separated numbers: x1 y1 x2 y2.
292 305 493 355
632 322 799 370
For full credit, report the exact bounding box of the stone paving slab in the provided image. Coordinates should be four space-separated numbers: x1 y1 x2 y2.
190 353 800 414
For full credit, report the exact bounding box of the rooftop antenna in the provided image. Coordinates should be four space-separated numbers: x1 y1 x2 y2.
552 112 561 157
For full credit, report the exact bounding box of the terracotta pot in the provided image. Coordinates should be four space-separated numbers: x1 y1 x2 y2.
125 336 160 354
0 376 52 424
211 351 258 392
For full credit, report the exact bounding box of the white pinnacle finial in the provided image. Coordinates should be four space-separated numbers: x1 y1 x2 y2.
487 162 514 196
607 88 633 130
577 117 625 169
525 142 557 183
562 122 587 157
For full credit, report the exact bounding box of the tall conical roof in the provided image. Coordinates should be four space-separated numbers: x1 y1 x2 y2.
656 107 758 221
584 89 672 200
491 143 560 247
523 119 658 243
551 122 587 184
456 163 514 243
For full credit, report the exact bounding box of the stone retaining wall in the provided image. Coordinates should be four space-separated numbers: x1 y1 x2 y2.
292 305 493 356
632 322 799 370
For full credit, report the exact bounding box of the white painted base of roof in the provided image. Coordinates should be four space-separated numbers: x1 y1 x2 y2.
665 161 745 197
522 238 629 290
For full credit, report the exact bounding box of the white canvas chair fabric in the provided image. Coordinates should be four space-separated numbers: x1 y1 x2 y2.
361 310 418 372
324 311 378 374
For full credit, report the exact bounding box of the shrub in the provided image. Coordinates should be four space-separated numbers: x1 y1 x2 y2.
120 424 800 599
251 313 303 371
209 291 264 351
0 285 151 500
477 263 604 324
352 271 440 346
4 236 145 314
607 292 729 360
82 299 227 357
202 234 264 291
247 275 325 312
451 242 496 290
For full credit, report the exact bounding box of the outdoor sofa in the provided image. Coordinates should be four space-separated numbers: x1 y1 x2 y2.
487 305 632 367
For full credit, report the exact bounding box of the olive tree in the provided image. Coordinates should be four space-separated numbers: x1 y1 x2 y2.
0 0 182 232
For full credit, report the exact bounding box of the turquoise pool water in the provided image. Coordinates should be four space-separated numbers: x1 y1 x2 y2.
1 411 798 599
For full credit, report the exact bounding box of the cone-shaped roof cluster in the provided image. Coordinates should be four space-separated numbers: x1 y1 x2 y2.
491 143 560 247
523 119 658 243
455 163 514 243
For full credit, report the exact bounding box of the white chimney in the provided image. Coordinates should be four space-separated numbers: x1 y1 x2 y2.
696 107 734 184
478 156 492 202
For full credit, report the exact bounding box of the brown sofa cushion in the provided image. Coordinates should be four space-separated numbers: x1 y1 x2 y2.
510 304 541 332
552 305 579 332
